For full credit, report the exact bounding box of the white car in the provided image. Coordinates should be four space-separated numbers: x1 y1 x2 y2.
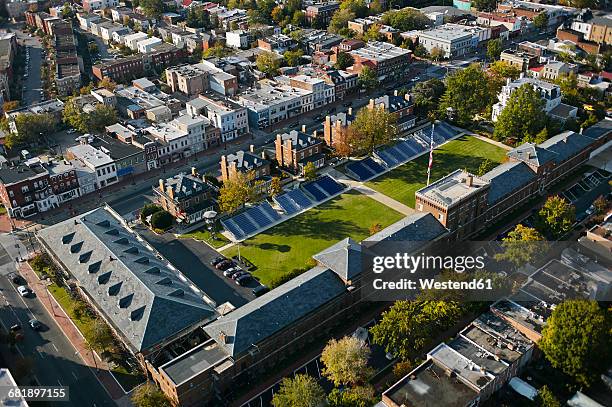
67 128 76 134
17 285 30 297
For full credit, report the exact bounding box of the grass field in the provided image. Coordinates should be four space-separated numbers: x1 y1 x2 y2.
366 136 507 207
179 228 229 249
222 190 403 286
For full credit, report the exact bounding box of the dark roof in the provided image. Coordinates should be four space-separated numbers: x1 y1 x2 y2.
161 172 213 202
225 150 269 172
373 94 413 113
312 237 361 281
363 212 448 245
160 339 229 385
278 130 321 149
539 131 597 164
548 103 577 120
329 111 354 126
582 119 612 141
0 162 47 185
507 143 558 166
91 135 143 159
36 207 217 353
481 161 537 205
203 266 346 358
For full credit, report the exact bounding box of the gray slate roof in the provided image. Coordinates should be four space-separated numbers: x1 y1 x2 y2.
226 150 269 172
203 266 346 358
363 212 448 244
312 237 361 282
582 119 612 141
163 172 212 201
539 131 597 164
507 143 558 167
36 207 217 353
481 161 537 205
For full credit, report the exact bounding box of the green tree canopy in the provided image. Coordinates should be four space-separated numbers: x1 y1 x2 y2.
357 66 378 90
339 0 368 18
349 106 398 154
493 83 546 144
539 300 611 387
303 161 317 181
271 374 325 407
139 0 165 18
536 195 576 239
131 382 172 407
328 385 376 407
219 171 257 214
381 8 430 31
7 113 57 148
412 78 445 117
283 49 304 67
334 52 354 70
321 336 373 386
471 0 497 11
487 38 503 61
535 385 561 407
150 210 174 230
256 51 281 77
495 224 546 268
329 9 355 34
533 12 549 31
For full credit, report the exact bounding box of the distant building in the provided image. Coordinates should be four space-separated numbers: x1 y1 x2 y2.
220 145 270 184
418 24 475 58
368 92 416 132
570 9 612 46
67 142 118 189
305 2 339 26
155 168 217 224
166 62 238 96
82 0 119 12
324 108 355 147
275 130 324 174
349 41 412 81
500 49 540 72
186 93 249 143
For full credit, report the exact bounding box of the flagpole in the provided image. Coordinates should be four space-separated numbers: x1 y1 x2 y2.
426 123 435 186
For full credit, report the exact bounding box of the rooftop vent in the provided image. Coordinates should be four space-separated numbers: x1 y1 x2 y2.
113 237 129 245
118 293 133 309
124 246 139 255
156 277 172 285
105 229 120 236
168 288 184 297
134 256 149 264
130 306 145 321
96 220 111 228
144 266 160 274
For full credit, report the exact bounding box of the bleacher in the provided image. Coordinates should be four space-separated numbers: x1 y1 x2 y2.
274 189 313 215
302 182 328 202
221 201 283 241
315 175 344 196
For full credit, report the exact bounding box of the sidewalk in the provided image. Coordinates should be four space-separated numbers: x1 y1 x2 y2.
17 260 127 402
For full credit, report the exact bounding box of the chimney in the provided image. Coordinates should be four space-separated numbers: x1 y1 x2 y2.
249 144 255 153
167 186 174 200
301 124 307 132
348 107 352 116
394 89 398 96
261 151 266 159
159 179 165 191
313 130 317 138
405 93 411 102
325 115 331 126
519 72 525 79
466 174 473 187
191 167 197 177
506 77 511 85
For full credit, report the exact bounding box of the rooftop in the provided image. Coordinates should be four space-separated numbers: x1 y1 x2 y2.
225 150 268 172
160 339 229 385
364 212 448 244
0 161 47 185
481 161 536 205
68 143 114 167
36 207 217 353
416 169 489 208
277 130 321 149
419 24 477 42
350 41 411 63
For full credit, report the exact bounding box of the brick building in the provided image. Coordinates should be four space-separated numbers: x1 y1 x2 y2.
323 108 355 147
349 42 412 81
220 145 270 183
275 130 324 174
305 2 339 25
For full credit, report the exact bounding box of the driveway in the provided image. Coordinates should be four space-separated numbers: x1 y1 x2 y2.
136 227 254 308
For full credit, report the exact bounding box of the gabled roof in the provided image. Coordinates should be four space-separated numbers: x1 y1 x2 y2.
364 212 448 245
582 119 612 141
203 266 346 358
36 207 217 353
162 172 212 201
312 237 361 281
539 131 597 163
225 150 269 172
481 161 537 205
507 143 558 167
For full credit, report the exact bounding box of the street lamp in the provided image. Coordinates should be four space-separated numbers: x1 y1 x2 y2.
203 210 217 241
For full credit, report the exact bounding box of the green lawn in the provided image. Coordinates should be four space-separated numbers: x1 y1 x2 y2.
178 228 229 249
222 190 403 287
366 136 507 208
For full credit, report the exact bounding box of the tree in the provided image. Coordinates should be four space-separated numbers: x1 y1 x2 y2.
487 38 503 61
256 51 280 77
203 44 231 59
272 374 325 407
358 66 378 91
150 210 174 230
371 300 461 360
539 300 611 387
369 222 382 235
332 125 358 157
334 52 354 70
493 84 546 143
533 12 549 31
536 195 575 239
488 60 521 81
89 319 114 351
303 161 317 181
592 195 608 215
6 113 57 148
269 176 282 196
283 49 304 67
131 382 172 407
61 2 73 19
438 64 496 126
321 336 373 386
219 171 256 213
429 47 444 61
350 106 398 155
329 9 355 34
87 105 118 133
99 77 117 91
495 224 545 268
139 0 165 18
339 0 368 18
3 100 19 112
362 24 383 42
381 9 430 31
140 204 162 223
412 78 445 117
535 385 561 407
471 0 497 11
328 385 376 407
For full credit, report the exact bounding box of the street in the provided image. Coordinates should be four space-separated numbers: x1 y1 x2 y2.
0 237 115 406
13 28 43 105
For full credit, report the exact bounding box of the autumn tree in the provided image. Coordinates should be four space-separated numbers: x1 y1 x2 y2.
131 382 172 407
256 51 280 77
349 106 398 155
272 374 325 407
381 8 430 31
303 161 317 181
329 9 355 35
3 100 19 112
539 300 611 387
495 224 546 268
371 300 461 360
328 385 376 407
536 386 561 407
139 0 165 18
321 336 373 387
332 125 358 157
493 84 546 144
369 222 382 235
269 176 282 196
536 195 576 239
219 171 256 214
533 12 549 31
429 47 444 61
283 49 304 67
488 60 520 81
98 77 117 91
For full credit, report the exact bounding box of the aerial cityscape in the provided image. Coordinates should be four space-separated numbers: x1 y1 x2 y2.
0 0 610 406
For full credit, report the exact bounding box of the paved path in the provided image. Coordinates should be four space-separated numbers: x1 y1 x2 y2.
469 133 513 151
18 260 130 404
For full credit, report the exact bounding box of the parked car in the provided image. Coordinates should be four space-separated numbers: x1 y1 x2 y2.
223 267 241 278
9 324 21 333
252 285 269 297
17 285 30 297
66 128 77 134
215 260 233 270
7 272 24 284
236 274 252 286
210 256 225 266
28 319 42 331
231 271 248 280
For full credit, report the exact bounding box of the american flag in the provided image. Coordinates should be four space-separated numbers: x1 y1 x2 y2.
426 123 435 186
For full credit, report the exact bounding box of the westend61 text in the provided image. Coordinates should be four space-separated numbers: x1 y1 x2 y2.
373 278 494 291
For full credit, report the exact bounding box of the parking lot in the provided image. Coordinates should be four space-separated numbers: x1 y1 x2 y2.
561 169 610 215
136 226 255 308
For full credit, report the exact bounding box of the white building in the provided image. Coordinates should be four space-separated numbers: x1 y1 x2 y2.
186 94 250 142
76 12 101 31
418 24 476 58
67 143 118 189
98 22 125 43
123 32 149 50
137 37 163 54
492 75 577 122
145 123 191 164
226 30 250 49
170 114 209 154
83 0 118 12
239 82 310 129
288 75 335 110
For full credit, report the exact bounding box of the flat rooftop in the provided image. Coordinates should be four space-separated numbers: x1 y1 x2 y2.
420 25 476 42
350 41 411 62
161 339 229 385
416 169 489 207
383 360 478 407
